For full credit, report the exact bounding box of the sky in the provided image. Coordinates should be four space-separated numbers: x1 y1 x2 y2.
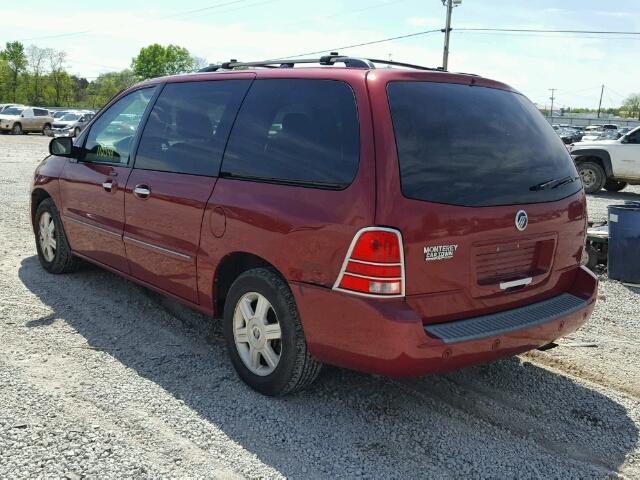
2 0 639 109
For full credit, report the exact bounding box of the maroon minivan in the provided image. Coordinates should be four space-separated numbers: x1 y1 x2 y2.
31 55 597 396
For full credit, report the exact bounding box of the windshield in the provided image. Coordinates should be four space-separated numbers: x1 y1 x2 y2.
2 107 23 116
387 82 581 207
61 113 81 121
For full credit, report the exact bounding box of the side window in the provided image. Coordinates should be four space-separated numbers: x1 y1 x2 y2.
83 87 157 165
135 80 251 176
222 79 360 188
34 109 47 117
627 129 640 144
23 109 34 118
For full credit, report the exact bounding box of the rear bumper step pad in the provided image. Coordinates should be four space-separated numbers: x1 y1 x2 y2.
424 293 587 344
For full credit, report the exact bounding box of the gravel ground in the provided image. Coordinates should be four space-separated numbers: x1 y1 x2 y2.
0 134 639 479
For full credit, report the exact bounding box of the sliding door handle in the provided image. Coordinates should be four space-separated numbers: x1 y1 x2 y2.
133 185 151 199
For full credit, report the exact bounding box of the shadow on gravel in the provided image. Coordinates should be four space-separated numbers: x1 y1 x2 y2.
19 256 638 478
589 190 640 202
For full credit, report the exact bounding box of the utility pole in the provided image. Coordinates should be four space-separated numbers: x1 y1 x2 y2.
441 0 461 70
597 84 604 118
549 88 556 121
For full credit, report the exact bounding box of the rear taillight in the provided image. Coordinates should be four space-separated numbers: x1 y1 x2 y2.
333 227 405 298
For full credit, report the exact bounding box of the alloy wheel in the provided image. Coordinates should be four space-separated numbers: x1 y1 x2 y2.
233 292 282 376
38 212 57 262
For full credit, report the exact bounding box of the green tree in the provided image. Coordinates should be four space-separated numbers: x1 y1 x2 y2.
622 94 640 120
131 44 198 79
1 41 27 103
26 45 51 105
85 69 137 108
48 49 68 106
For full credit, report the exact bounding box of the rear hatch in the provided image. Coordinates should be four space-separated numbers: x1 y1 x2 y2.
373 76 586 323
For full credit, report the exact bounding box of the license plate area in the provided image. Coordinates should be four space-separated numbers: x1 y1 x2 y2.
471 233 557 297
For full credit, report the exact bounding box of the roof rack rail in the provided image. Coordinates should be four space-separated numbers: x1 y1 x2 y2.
198 52 441 72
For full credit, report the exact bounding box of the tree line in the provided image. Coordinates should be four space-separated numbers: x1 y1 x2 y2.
2 40 640 119
0 41 203 110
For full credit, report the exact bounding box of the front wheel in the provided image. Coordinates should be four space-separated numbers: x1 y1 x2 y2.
73 127 81 137
34 198 80 274
12 123 22 135
223 268 322 396
604 180 627 192
577 161 606 193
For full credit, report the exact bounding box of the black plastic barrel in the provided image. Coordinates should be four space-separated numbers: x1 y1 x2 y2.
608 202 640 283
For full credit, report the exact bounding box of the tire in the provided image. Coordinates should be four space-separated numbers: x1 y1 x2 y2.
42 123 52 136
577 161 606 193
74 127 81 138
12 123 22 135
34 198 80 274
582 244 599 271
604 180 627 192
223 267 322 396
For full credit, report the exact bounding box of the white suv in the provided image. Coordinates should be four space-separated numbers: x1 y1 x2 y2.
570 126 640 193
0 106 54 135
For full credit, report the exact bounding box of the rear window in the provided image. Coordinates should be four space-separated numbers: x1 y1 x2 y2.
221 79 359 189
387 82 581 207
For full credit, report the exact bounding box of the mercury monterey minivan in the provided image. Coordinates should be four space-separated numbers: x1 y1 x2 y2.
31 54 597 396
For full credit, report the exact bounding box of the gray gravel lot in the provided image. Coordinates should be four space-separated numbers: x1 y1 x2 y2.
1 134 639 479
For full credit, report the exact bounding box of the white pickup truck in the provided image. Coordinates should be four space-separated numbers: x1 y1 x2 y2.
569 126 640 193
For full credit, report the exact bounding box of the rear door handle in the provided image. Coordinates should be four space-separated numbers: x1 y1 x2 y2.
133 185 151 199
500 277 532 290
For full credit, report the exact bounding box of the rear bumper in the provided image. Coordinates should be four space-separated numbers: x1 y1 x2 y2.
291 265 597 377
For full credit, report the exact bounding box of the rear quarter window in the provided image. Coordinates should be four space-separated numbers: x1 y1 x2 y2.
221 79 359 189
387 81 581 207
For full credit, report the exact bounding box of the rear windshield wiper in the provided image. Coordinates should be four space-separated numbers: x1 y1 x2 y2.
529 176 579 191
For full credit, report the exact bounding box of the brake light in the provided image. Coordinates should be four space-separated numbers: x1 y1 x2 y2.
333 227 405 297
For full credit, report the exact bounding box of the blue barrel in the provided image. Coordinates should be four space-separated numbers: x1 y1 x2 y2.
608 203 640 283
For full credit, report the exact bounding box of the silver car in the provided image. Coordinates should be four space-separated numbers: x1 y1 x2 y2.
50 111 94 137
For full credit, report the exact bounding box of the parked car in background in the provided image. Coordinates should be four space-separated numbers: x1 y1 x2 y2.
0 103 24 114
617 127 632 138
557 127 581 144
0 106 53 135
570 126 640 193
52 110 71 120
49 111 95 137
581 127 605 142
31 55 597 396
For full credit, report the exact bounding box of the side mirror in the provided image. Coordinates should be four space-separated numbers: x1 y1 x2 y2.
20 114 24 118
49 137 74 157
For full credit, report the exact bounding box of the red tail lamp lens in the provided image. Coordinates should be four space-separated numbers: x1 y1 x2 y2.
350 231 401 263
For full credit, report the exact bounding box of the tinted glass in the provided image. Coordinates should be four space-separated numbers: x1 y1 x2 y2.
83 87 156 164
627 128 640 143
222 79 359 188
2 107 23 116
388 82 581 207
135 80 251 176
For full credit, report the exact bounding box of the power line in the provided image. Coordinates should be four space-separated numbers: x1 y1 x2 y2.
457 27 640 35
10 0 256 42
274 25 640 61
274 29 442 60
157 0 251 19
14 30 93 42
